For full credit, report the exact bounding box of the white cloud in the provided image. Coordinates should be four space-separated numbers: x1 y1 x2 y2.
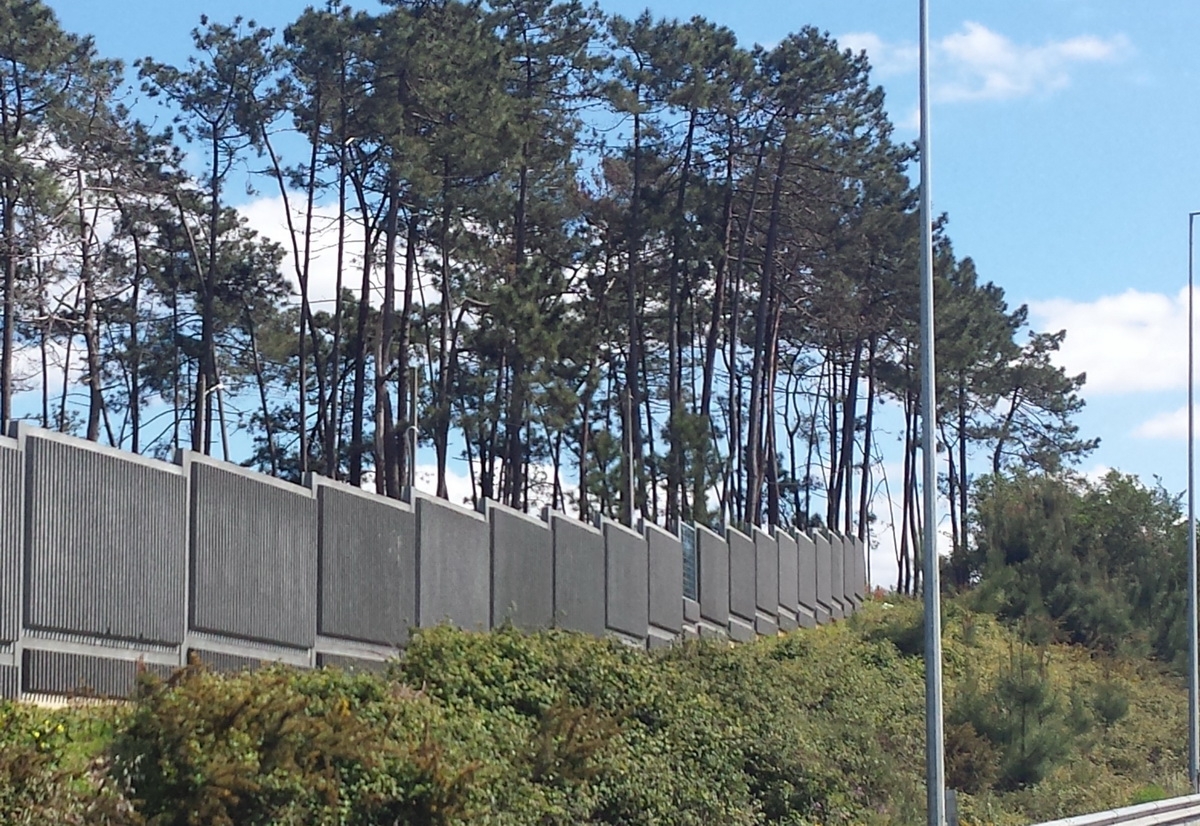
1134 406 1188 440
1028 287 1188 396
236 194 364 309
840 22 1130 104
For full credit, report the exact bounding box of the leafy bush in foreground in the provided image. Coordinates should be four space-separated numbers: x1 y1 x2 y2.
0 600 1191 825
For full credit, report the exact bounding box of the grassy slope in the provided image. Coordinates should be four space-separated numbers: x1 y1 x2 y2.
0 597 1190 825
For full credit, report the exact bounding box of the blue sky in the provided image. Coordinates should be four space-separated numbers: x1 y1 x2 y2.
39 1 1200 572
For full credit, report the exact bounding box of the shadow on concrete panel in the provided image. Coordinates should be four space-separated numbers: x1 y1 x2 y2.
777 531 798 632
697 525 729 634
727 528 755 641
812 530 832 626
551 514 604 636
645 521 683 645
23 428 187 645
0 437 20 646
315 479 414 646
415 495 489 630
753 527 778 636
828 531 845 620
602 519 648 642
795 532 817 629
486 501 552 631
188 456 317 649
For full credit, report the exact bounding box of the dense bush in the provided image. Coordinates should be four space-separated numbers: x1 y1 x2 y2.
0 601 1191 825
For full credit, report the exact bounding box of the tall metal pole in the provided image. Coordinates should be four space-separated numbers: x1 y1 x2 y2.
919 2 945 824
1188 211 1199 793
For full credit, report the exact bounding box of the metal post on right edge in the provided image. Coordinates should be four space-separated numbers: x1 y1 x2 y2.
918 1 946 824
1187 211 1199 794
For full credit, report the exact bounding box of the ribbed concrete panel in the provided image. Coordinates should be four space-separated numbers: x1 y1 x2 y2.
23 649 172 699
697 525 729 627
317 653 389 674
754 528 778 618
646 523 682 634
813 530 832 625
188 648 278 673
551 515 604 635
415 496 489 630
829 532 845 619
0 439 20 644
727 528 755 624
488 503 553 630
190 459 317 649
778 531 798 625
25 432 187 644
0 665 17 699
603 520 648 640
797 532 817 624
856 536 867 603
317 481 414 646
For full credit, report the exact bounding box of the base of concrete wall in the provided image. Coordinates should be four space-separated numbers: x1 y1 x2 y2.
728 619 755 643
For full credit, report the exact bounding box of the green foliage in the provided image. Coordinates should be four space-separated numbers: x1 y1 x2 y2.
0 606 1192 825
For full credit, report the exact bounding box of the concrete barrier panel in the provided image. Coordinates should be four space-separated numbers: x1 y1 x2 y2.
777 530 798 632
855 536 867 604
415 495 489 630
189 457 317 649
728 526 755 617
25 430 187 645
645 522 683 638
316 480 415 646
697 525 729 630
0 665 16 699
551 514 605 635
754 527 779 635
0 438 20 645
727 528 755 641
828 531 845 620
317 653 389 674
813 530 832 625
797 531 817 628
487 502 553 630
23 649 172 699
603 519 648 641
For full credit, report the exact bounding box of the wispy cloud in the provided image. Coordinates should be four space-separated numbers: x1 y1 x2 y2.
840 22 1131 104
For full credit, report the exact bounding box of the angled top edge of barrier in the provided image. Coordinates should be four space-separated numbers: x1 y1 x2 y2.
598 515 643 540
410 489 487 522
477 497 549 528
13 423 185 476
547 510 602 536
308 474 413 512
638 519 677 541
177 449 313 496
1029 793 1200 826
